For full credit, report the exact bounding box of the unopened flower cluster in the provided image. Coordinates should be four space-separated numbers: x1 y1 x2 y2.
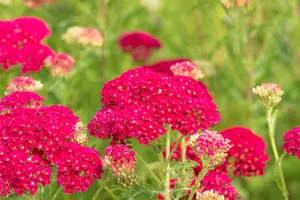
6 76 43 94
88 67 220 145
253 82 284 108
282 126 300 159
0 92 103 196
196 190 225 200
221 0 250 8
189 130 231 169
0 17 54 73
170 61 205 81
102 144 138 188
62 26 104 48
45 53 75 77
24 0 56 9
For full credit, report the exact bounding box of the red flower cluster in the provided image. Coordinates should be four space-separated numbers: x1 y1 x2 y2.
118 31 162 62
6 76 43 94
0 92 103 196
88 67 220 145
282 126 300 159
220 127 269 176
45 53 75 77
0 17 54 73
24 0 56 9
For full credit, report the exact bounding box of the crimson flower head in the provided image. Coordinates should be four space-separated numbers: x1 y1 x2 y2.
6 76 43 94
220 127 269 177
102 144 138 188
0 17 54 73
0 92 103 196
282 126 300 159
88 67 220 145
45 53 75 77
118 31 162 62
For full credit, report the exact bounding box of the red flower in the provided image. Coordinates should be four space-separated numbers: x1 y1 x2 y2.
45 53 75 77
0 17 54 73
282 126 300 159
6 76 43 94
118 31 162 62
220 127 269 176
0 92 103 196
88 68 220 145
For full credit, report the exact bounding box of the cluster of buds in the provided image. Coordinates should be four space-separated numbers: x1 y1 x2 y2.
170 61 205 81
252 82 284 108
24 0 55 9
62 26 104 48
221 0 250 8
189 130 231 169
196 190 225 200
44 53 75 77
73 122 88 145
102 145 139 188
5 76 43 94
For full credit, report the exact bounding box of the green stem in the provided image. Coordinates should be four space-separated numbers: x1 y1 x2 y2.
51 186 63 200
181 137 187 162
167 135 184 162
164 127 171 200
266 107 289 200
103 185 119 200
92 181 104 200
187 167 208 200
136 152 161 184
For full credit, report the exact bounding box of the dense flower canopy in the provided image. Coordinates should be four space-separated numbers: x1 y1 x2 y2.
0 17 54 73
6 76 43 94
88 67 220 145
220 127 269 176
282 126 300 159
0 92 103 196
118 31 162 62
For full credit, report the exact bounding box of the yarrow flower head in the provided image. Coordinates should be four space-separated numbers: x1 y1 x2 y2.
62 26 104 48
24 0 55 9
282 126 300 159
0 92 103 196
118 31 162 62
219 127 269 176
196 190 226 200
88 67 220 145
221 0 250 8
189 130 231 169
45 53 75 77
0 17 54 73
6 76 43 94
145 58 191 76
253 82 284 108
102 144 138 188
170 61 205 81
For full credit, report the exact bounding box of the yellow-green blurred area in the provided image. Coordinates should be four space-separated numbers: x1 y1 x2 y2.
0 0 300 199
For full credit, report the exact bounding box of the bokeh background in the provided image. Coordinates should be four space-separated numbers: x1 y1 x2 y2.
0 0 300 199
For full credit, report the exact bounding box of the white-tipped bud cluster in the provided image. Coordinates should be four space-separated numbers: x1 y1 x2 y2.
253 82 284 108
171 61 205 81
5 76 43 95
73 122 88 145
196 190 226 200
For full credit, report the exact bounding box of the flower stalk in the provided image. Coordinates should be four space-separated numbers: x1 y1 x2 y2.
187 163 208 200
164 127 171 200
51 186 63 200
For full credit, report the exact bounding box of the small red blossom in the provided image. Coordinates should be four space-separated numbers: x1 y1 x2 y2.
45 53 75 77
118 31 162 62
220 127 269 176
0 17 54 73
0 92 103 196
282 126 300 159
88 68 220 145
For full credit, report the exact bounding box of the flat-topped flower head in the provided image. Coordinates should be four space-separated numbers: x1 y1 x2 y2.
62 26 104 48
170 61 205 81
145 58 191 76
6 76 43 94
45 53 75 77
0 92 103 196
189 130 231 169
118 31 162 62
88 67 220 145
196 190 226 200
253 82 284 108
221 0 250 8
0 17 53 73
220 127 269 176
102 144 138 188
24 0 56 9
282 126 300 159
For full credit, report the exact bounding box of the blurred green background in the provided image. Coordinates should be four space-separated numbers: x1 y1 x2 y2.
0 0 300 199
